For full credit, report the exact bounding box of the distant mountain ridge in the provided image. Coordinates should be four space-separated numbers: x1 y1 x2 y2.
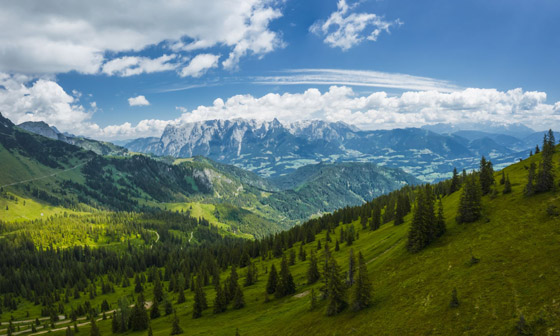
124 118 547 182
18 121 128 156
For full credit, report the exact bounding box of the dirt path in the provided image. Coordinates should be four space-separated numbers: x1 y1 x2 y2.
189 231 194 243
367 239 402 265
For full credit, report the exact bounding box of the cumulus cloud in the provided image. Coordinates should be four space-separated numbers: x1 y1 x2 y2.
1 74 558 140
310 0 402 50
172 86 560 131
180 54 220 78
102 54 178 77
0 0 284 74
128 95 150 106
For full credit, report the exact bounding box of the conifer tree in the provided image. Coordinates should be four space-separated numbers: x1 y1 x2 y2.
535 145 540 154
325 255 347 316
134 274 143 293
536 130 555 193
500 170 506 185
347 248 356 286
275 255 296 298
479 156 495 195
148 325 153 336
335 240 340 251
213 280 227 314
289 248 296 265
456 174 483 224
150 299 160 319
407 185 438 252
394 194 410 225
232 285 245 309
266 264 278 295
170 311 183 334
90 318 100 336
192 277 207 318
350 252 372 311
66 326 74 336
298 242 307 261
309 288 317 311
435 198 446 238
503 174 512 194
164 300 173 316
449 167 461 194
524 162 536 196
244 262 256 287
153 274 163 303
130 294 149 331
307 250 320 285
370 206 381 230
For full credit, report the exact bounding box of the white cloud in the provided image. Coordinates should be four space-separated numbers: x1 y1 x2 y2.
102 54 178 77
172 86 560 132
254 69 459 92
128 95 150 106
1 74 558 141
0 0 284 74
180 54 220 78
310 0 401 50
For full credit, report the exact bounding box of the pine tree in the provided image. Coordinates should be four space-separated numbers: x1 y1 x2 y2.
370 206 381 230
153 274 163 303
266 264 278 294
479 156 495 195
456 174 483 224
148 325 153 336
535 145 540 154
325 255 347 316
275 255 296 298
350 252 372 311
347 248 356 286
407 185 438 252
192 277 207 318
307 250 320 285
232 285 245 309
536 130 555 193
298 242 307 261
289 248 296 265
503 174 512 194
449 167 461 194
66 326 74 336
150 298 160 319
394 194 410 225
164 300 173 316
130 294 149 331
134 274 143 293
435 198 446 238
170 311 183 334
524 162 536 196
213 280 227 314
500 170 506 185
309 288 317 310
334 240 340 251
90 318 100 336
177 288 186 304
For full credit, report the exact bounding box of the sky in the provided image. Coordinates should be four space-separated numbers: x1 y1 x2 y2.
0 0 559 140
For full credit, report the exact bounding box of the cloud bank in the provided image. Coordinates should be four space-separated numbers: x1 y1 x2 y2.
128 95 150 106
1 74 558 140
0 0 284 75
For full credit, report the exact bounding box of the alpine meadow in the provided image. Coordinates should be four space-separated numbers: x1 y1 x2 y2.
1 1 560 335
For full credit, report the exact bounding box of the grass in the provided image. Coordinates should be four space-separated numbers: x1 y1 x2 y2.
2 151 560 335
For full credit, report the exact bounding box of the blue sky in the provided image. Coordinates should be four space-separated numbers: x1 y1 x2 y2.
0 0 559 139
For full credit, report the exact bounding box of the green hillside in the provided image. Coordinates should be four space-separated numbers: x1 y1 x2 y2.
1 141 559 335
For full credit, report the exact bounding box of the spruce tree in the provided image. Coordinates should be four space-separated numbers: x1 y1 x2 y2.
153 274 163 303
170 311 183 335
435 198 446 238
407 185 437 252
456 174 483 224
503 174 512 194
449 167 461 194
350 252 372 311
307 250 320 285
524 162 536 196
325 256 347 316
394 194 410 225
213 281 227 314
275 255 296 298
370 206 381 231
150 299 160 319
500 170 506 185
192 277 207 318
232 286 245 309
536 130 555 193
66 326 74 336
148 325 153 336
266 264 278 294
347 248 356 286
134 274 143 293
130 294 149 331
479 156 495 195
90 318 100 336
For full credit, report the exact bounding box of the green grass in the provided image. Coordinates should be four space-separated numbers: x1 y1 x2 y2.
2 151 560 335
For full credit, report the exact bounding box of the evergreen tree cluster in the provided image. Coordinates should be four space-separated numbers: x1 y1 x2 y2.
407 185 446 253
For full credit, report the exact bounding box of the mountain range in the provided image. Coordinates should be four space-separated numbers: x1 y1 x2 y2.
123 118 550 182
